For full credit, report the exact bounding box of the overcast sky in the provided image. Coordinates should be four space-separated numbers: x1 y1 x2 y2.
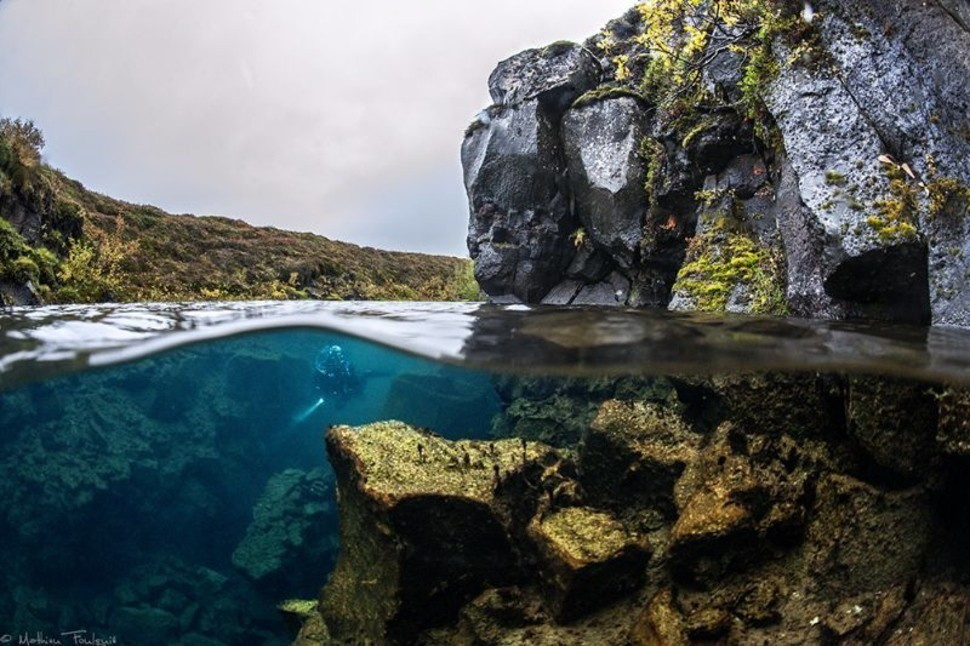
0 0 632 256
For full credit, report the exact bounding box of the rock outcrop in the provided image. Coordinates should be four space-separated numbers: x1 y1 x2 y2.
461 0 970 326
297 373 970 644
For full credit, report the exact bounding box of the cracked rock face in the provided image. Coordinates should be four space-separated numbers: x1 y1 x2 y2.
562 97 650 270
462 102 579 303
487 42 602 115
461 0 970 326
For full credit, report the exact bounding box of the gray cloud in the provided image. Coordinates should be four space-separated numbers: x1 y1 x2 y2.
0 0 633 256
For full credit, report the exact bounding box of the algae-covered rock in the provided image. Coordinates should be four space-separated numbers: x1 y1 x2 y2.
937 386 970 456
680 372 845 442
848 377 940 480
885 583 970 645
279 598 327 641
319 421 564 643
806 474 932 597
629 588 689 646
669 425 812 584
579 400 700 519
492 374 677 447
527 506 650 620
231 468 337 590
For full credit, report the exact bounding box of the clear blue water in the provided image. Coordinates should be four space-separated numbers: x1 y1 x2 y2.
0 307 503 644
2 301 970 644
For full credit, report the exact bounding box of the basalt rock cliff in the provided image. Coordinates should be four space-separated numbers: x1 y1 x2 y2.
461 0 970 326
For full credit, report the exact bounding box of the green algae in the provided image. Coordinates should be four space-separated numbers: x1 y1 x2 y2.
537 506 635 565
329 420 557 502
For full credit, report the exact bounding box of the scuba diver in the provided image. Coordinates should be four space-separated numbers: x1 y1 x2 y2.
313 344 364 408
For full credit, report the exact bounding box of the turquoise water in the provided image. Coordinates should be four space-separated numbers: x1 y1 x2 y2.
0 320 500 644
3 301 970 643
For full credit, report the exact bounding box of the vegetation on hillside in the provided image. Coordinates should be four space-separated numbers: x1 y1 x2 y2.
0 117 479 304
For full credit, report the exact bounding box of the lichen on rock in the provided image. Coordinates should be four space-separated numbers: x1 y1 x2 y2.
461 0 970 327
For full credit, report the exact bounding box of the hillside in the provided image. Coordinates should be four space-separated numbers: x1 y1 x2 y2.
0 118 478 305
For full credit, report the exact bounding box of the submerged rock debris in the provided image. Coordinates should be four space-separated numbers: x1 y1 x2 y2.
294 375 970 644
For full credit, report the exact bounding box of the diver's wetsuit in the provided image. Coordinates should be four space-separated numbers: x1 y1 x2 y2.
314 345 363 407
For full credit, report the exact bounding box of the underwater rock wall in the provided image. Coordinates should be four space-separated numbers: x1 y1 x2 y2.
0 340 341 643
300 376 970 644
461 0 970 326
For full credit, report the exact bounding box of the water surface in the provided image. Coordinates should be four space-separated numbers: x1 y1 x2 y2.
1 301 969 643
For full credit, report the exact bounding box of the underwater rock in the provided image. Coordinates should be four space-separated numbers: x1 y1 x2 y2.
885 583 970 645
937 386 970 456
668 425 809 584
231 468 337 589
679 372 846 442
579 400 699 519
527 506 650 620
491 375 677 448
318 421 563 643
629 588 689 646
806 474 932 597
847 377 940 481
300 360 970 644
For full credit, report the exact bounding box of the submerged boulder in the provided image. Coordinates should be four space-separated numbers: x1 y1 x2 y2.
231 468 337 590
579 400 700 519
318 421 564 643
527 506 650 620
806 474 933 597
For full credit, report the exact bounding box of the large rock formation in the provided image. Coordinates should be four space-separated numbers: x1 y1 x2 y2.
297 374 970 644
461 0 970 326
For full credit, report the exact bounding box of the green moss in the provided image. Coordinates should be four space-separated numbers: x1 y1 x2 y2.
694 188 731 208
927 177 970 220
672 215 788 315
641 137 666 197
540 40 577 57
825 171 848 187
868 167 920 243
572 85 645 109
681 117 718 149
330 421 557 502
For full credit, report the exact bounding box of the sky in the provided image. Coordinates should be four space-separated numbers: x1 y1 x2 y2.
0 0 633 257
